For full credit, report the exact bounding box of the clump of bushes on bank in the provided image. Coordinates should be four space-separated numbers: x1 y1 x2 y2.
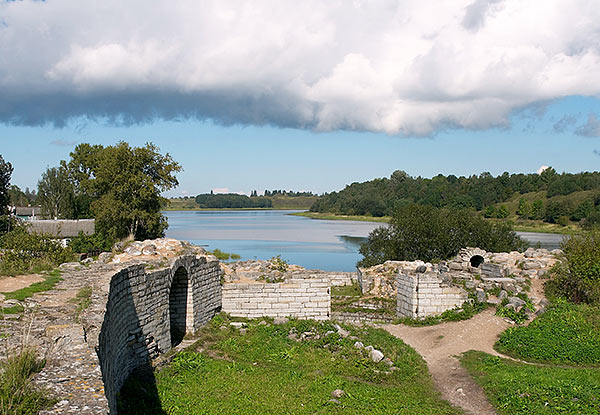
546 230 600 305
0 226 73 275
358 204 526 267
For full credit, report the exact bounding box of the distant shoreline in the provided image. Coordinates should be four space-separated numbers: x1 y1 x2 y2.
289 211 391 223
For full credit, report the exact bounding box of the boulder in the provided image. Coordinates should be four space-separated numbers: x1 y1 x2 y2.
508 296 526 308
369 349 385 363
475 288 487 303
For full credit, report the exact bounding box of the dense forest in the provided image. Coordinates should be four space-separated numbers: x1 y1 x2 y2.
195 193 273 208
310 168 600 226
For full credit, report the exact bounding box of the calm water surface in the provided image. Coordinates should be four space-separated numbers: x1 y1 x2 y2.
164 210 382 271
164 210 566 271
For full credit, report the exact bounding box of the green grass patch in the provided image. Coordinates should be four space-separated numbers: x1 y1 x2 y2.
70 286 93 320
291 211 391 223
331 282 361 297
0 348 54 414
1 270 62 302
461 351 600 415
400 300 490 327
209 249 241 261
496 300 600 366
119 314 460 415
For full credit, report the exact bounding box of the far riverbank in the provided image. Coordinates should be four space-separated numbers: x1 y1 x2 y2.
291 211 577 235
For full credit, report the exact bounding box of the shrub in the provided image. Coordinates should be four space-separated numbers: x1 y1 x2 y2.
358 204 526 267
546 230 600 304
68 231 113 254
0 227 74 275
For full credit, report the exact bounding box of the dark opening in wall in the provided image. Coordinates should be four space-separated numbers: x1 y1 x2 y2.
169 266 189 347
470 255 484 268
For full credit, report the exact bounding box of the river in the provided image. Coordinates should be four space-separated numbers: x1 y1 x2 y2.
164 210 565 272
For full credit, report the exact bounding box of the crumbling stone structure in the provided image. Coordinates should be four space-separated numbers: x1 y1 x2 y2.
94 255 221 413
396 272 468 318
222 278 330 320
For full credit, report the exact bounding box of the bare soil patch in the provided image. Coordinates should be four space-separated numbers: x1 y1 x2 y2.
0 274 45 301
383 308 513 415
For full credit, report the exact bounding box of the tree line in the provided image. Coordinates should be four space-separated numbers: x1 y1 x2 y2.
195 193 272 208
310 168 600 226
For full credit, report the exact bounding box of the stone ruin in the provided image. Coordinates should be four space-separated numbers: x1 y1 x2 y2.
358 247 560 318
0 238 562 414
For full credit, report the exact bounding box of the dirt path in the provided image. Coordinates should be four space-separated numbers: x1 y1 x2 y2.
0 274 45 302
382 309 513 415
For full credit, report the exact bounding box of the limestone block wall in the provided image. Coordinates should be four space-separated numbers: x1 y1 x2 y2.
222 279 330 320
97 255 222 413
397 273 468 319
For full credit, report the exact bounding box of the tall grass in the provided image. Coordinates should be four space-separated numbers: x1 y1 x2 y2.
0 348 52 415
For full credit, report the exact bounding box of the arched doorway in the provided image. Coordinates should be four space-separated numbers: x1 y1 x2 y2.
470 255 484 268
169 266 192 347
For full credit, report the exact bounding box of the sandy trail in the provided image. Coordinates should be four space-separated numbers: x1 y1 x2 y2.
382 308 513 415
0 274 45 302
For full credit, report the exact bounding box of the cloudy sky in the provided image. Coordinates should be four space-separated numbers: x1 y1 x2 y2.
1 0 599 195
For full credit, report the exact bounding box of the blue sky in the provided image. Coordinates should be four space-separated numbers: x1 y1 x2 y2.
1 1 599 196
2 95 599 196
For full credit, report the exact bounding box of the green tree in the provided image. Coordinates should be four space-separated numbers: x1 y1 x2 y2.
531 200 545 220
63 142 181 241
546 230 600 304
0 155 12 215
495 205 509 219
483 205 496 218
0 155 13 234
517 198 531 219
358 204 525 267
37 166 75 219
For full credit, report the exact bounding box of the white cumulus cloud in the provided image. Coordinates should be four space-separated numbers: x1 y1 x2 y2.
1 0 600 135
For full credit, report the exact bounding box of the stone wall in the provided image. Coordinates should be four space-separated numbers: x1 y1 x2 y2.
397 272 468 319
331 311 395 324
26 219 95 237
94 255 222 413
222 279 330 320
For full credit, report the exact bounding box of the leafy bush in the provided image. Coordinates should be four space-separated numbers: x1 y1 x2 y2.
0 227 73 275
209 249 241 261
546 230 600 304
68 231 113 254
359 204 526 267
269 255 289 272
495 300 600 365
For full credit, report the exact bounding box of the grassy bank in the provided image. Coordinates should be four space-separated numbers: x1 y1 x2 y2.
291 211 391 223
495 301 600 366
462 351 600 415
119 314 460 415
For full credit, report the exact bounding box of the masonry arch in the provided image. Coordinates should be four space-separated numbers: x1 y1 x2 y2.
470 255 485 268
169 266 193 347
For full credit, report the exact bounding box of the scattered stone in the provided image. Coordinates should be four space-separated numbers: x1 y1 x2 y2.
258 320 269 326
273 317 289 325
369 349 385 363
508 296 526 308
475 288 486 303
141 244 157 255
328 399 340 404
415 265 427 273
334 324 349 338
465 281 476 289
331 389 345 399
229 322 246 329
97 252 112 263
383 357 394 367
498 290 508 300
522 260 542 270
354 341 364 349
365 345 374 352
